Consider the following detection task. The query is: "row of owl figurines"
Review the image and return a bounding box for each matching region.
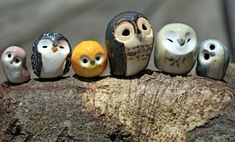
[1,11,230,84]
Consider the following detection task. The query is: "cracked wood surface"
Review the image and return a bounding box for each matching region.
[0,64,235,142]
[82,73,233,141]
[185,63,235,142]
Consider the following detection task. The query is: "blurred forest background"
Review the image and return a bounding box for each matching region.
[0,0,234,83]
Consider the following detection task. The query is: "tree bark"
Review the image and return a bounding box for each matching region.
[0,65,235,142]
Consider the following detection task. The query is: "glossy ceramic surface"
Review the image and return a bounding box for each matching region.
[1,46,30,83]
[71,40,107,78]
[196,39,230,80]
[105,11,154,77]
[154,23,197,75]
[31,32,72,78]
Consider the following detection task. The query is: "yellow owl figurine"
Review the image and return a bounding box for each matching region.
[71,40,107,78]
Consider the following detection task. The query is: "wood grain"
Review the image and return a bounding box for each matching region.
[0,64,234,141]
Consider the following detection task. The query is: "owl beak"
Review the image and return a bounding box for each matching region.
[90,60,95,65]
[210,52,215,57]
[177,39,185,46]
[137,33,143,42]
[52,47,58,53]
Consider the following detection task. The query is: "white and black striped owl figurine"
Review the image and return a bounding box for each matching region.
[105,11,154,77]
[154,23,197,75]
[196,39,230,80]
[31,32,72,79]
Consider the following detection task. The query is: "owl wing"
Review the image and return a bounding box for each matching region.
[63,53,71,74]
[222,45,230,79]
[105,40,126,76]
[196,63,208,77]
[31,45,42,77]
[22,68,30,79]
[22,58,30,78]
[2,67,10,81]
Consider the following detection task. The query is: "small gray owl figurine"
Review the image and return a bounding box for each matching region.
[196,39,230,80]
[31,32,72,79]
[105,11,154,77]
[1,46,30,83]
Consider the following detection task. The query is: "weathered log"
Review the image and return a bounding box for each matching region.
[0,64,234,142]
[186,64,235,142]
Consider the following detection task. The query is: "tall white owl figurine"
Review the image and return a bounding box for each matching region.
[1,46,30,83]
[154,23,197,75]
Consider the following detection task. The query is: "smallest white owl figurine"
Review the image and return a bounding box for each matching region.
[154,23,197,75]
[1,46,30,83]
[196,39,230,80]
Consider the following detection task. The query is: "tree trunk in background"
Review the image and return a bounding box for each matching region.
[0,64,235,142]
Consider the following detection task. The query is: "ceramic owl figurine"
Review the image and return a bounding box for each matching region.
[71,40,107,78]
[1,46,30,83]
[105,11,154,77]
[196,39,230,80]
[31,32,72,79]
[154,23,197,75]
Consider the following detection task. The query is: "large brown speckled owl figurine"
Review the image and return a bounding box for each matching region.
[105,11,154,77]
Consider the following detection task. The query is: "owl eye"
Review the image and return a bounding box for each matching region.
[83,58,88,63]
[142,24,147,30]
[185,32,195,44]
[204,53,210,60]
[57,40,70,54]
[122,29,130,36]
[14,58,21,64]
[80,56,90,67]
[209,44,215,50]
[7,53,12,58]
[95,54,103,65]
[114,21,135,42]
[137,17,153,36]
[37,39,53,53]
[167,38,173,43]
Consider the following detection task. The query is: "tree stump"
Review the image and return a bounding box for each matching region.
[0,65,235,142]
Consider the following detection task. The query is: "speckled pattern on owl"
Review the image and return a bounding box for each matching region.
[126,44,152,61]
[106,11,154,77]
[154,23,197,75]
